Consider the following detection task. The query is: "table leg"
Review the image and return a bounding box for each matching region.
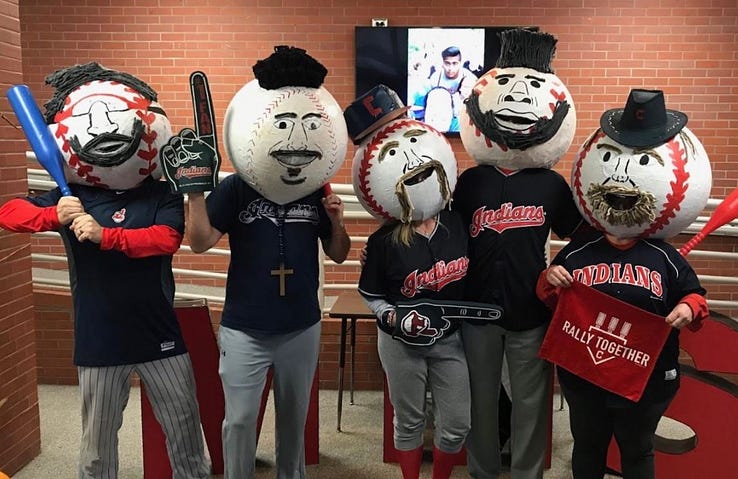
[337,317,347,432]
[350,318,357,405]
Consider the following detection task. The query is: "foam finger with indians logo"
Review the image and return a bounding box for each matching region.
[393,298,503,346]
[161,71,222,193]
[539,281,671,402]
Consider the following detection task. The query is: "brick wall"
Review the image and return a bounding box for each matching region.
[17,0,738,308]
[13,1,738,390]
[0,0,41,475]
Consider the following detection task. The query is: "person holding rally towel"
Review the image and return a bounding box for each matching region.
[537,88,710,479]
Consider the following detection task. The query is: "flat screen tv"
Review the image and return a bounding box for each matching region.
[355,26,535,135]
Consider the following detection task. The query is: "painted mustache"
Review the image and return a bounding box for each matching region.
[395,160,451,224]
[69,119,145,167]
[587,183,656,228]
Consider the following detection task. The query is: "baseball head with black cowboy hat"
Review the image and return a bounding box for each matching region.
[600,89,688,149]
[223,45,348,205]
[571,88,712,239]
[459,27,577,170]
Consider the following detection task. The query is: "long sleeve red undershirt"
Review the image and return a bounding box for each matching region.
[0,198,182,258]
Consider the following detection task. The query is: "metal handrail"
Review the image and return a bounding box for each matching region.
[24,167,738,313]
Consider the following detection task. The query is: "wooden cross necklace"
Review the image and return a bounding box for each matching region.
[270,206,294,297]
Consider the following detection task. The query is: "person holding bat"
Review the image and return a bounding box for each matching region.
[0,63,209,478]
[164,46,350,479]
[537,89,710,479]
[345,85,500,479]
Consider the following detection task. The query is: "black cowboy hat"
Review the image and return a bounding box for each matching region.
[344,84,411,144]
[600,89,687,149]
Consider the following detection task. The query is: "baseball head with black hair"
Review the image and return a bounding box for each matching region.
[223,46,348,205]
[44,62,172,190]
[460,28,577,171]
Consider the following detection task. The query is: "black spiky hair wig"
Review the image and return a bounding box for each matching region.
[252,45,327,90]
[495,28,558,74]
[43,62,157,124]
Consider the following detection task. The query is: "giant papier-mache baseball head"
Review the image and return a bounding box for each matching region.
[44,62,172,190]
[460,28,576,170]
[345,84,457,224]
[572,89,712,239]
[223,46,348,205]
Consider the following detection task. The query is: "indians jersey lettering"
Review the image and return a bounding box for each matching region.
[573,263,663,297]
[469,203,546,237]
[238,198,319,226]
[401,257,469,297]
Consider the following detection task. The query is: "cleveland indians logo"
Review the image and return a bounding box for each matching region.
[112,208,126,223]
[395,309,451,346]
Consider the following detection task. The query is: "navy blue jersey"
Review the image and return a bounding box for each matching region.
[206,174,332,334]
[359,209,470,336]
[552,234,706,405]
[453,166,582,331]
[28,177,187,367]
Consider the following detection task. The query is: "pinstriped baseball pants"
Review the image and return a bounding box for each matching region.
[77,353,210,479]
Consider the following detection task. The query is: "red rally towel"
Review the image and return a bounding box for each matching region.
[539,281,671,402]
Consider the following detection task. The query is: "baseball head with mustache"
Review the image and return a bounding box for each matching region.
[224,46,348,205]
[459,28,576,170]
[44,62,171,190]
[352,117,457,224]
[572,89,712,239]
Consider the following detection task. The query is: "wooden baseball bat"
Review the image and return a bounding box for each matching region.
[680,187,738,256]
[7,85,72,196]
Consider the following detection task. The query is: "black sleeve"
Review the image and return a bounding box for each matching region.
[206,174,240,234]
[154,188,185,235]
[451,170,473,225]
[358,232,388,300]
[668,247,707,307]
[25,188,62,208]
[551,173,584,240]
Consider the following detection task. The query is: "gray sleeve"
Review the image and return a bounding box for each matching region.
[363,296,395,321]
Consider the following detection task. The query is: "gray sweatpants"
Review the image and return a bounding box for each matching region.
[78,353,209,479]
[462,323,551,479]
[218,322,320,479]
[378,329,470,453]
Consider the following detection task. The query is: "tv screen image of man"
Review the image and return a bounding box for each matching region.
[411,46,478,133]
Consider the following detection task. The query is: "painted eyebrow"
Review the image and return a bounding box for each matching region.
[378,140,400,162]
[496,74,515,79]
[597,143,623,154]
[403,129,427,138]
[147,105,166,117]
[274,112,297,119]
[525,75,546,82]
[633,148,665,166]
[302,112,322,120]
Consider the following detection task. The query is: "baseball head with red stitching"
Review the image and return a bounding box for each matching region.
[572,90,711,239]
[224,46,347,205]
[352,118,457,223]
[459,28,576,170]
[44,62,171,190]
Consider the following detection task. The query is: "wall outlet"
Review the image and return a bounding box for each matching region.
[371,18,388,27]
